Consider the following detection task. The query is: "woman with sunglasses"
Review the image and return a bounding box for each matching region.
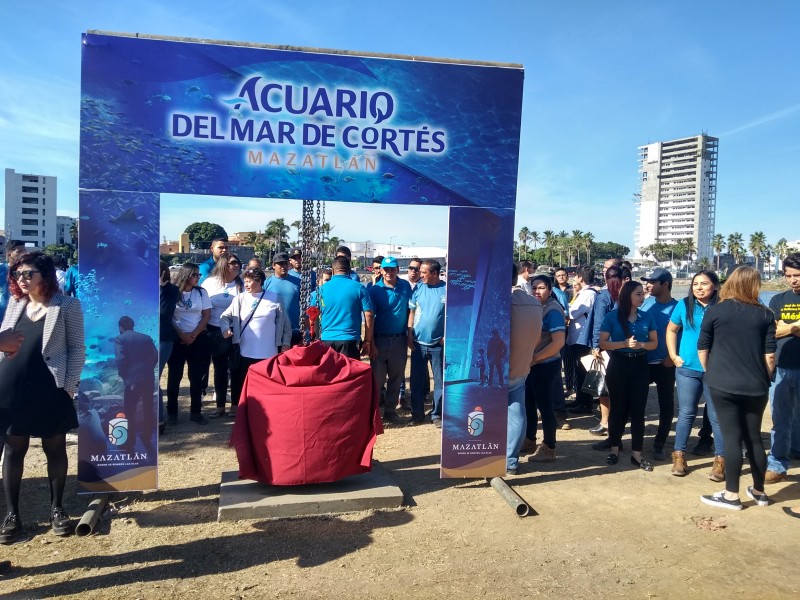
[202,255,243,418]
[0,252,85,543]
[220,267,291,412]
[166,263,212,425]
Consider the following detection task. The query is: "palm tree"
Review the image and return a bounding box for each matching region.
[542,230,555,266]
[698,256,712,270]
[530,230,541,252]
[572,230,583,264]
[727,232,744,264]
[265,218,290,263]
[518,227,530,262]
[557,230,569,266]
[583,232,594,266]
[711,233,726,271]
[749,231,767,274]
[291,220,301,245]
[775,238,789,271]
[682,238,696,272]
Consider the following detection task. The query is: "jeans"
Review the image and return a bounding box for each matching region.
[648,363,675,449]
[767,367,800,474]
[524,359,560,448]
[158,340,174,423]
[507,376,527,470]
[673,367,723,454]
[410,342,443,420]
[711,387,768,494]
[371,334,408,417]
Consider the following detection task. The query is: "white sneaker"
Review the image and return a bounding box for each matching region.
[746,486,770,507]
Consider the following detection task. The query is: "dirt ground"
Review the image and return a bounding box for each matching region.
[2,370,800,600]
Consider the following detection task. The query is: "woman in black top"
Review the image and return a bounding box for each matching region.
[698,266,776,510]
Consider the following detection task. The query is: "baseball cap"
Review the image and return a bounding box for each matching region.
[272,252,290,264]
[641,267,673,284]
[289,247,301,257]
[381,256,399,268]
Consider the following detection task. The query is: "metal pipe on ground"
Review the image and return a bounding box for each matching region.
[76,495,110,536]
[487,477,532,517]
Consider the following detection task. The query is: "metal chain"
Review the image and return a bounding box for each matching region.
[299,199,314,341]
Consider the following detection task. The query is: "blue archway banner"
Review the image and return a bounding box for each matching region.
[78,32,524,490]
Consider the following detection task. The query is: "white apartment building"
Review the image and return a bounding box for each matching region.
[57,215,77,246]
[635,135,718,260]
[4,168,58,248]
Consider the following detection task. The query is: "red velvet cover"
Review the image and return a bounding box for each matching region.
[229,341,383,485]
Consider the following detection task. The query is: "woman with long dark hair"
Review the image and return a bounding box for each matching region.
[589,265,624,438]
[166,263,212,425]
[525,275,566,462]
[599,280,658,471]
[0,252,85,543]
[202,254,243,417]
[159,261,180,434]
[666,270,725,479]
[699,266,776,510]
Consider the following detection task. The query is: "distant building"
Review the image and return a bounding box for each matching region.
[56,215,76,245]
[4,168,58,249]
[635,135,718,261]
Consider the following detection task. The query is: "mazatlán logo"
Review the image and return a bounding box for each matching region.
[467,406,484,437]
[108,413,129,446]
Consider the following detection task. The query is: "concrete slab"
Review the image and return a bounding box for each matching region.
[218,460,404,521]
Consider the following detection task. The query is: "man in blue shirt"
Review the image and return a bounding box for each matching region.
[313,256,373,359]
[288,247,315,292]
[198,238,229,284]
[264,252,302,346]
[335,246,362,282]
[408,259,446,426]
[369,257,412,425]
[641,268,678,460]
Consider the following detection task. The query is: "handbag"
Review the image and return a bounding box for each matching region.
[207,327,232,357]
[581,357,608,398]
[230,290,265,371]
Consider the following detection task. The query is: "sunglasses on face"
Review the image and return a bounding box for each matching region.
[408,266,419,271]
[12,270,40,281]
[229,261,241,267]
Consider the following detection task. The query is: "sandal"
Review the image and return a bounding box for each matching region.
[631,456,653,472]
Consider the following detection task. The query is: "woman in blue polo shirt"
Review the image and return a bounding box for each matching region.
[599,281,658,471]
[666,270,723,479]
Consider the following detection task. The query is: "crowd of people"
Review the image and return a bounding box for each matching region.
[508,253,800,514]
[0,236,798,545]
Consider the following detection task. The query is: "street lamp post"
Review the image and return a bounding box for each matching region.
[389,235,397,254]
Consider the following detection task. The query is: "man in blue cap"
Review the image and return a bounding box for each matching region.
[369,256,413,425]
[264,252,302,346]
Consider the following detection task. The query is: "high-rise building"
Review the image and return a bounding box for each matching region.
[635,135,718,261]
[4,168,58,249]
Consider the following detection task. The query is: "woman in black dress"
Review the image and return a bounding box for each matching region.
[0,252,85,544]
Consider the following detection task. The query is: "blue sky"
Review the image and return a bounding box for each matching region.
[2,1,798,253]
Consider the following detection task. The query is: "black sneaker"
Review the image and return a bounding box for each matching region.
[746,486,770,507]
[592,439,623,451]
[700,491,743,511]
[0,513,21,545]
[692,437,714,456]
[653,445,666,461]
[50,507,71,537]
[190,413,209,425]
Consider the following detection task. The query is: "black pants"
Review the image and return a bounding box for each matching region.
[524,360,560,448]
[648,363,675,449]
[323,339,361,360]
[123,380,156,453]
[167,332,210,416]
[710,387,768,494]
[606,353,649,451]
[570,344,593,407]
[231,356,262,409]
